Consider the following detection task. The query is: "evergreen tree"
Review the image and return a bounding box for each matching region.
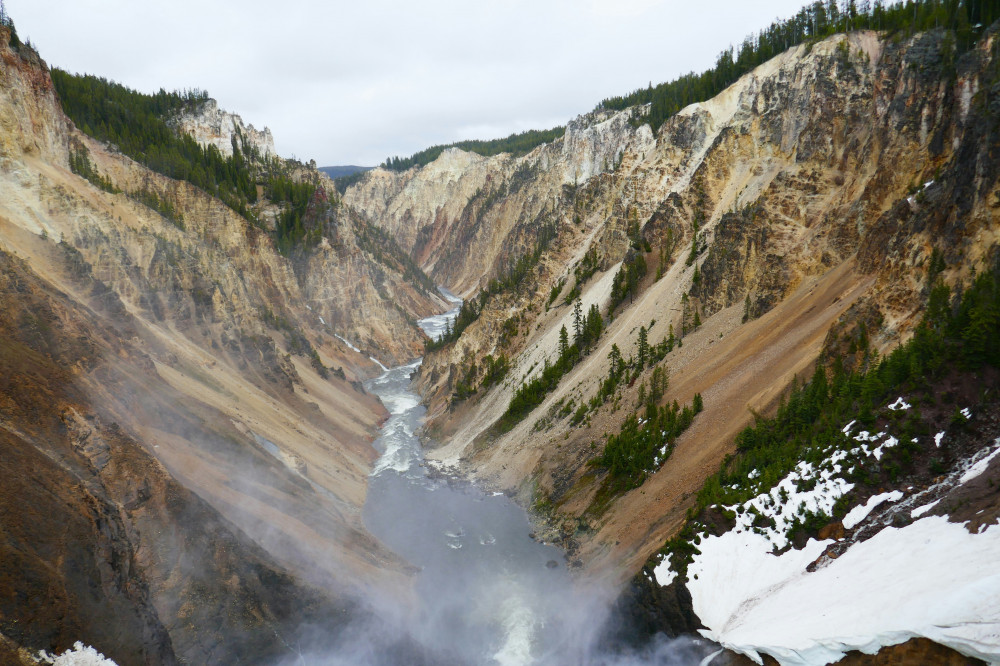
[609,344,623,379]
[573,299,583,343]
[637,326,649,369]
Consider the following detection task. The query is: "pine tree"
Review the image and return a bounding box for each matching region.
[608,344,623,379]
[637,326,649,369]
[573,299,583,343]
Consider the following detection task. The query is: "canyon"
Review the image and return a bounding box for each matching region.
[0,11,999,666]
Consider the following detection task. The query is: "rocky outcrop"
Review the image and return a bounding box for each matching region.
[170,98,276,158]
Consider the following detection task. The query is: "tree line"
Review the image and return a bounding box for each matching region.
[497,300,605,431]
[50,70,331,255]
[601,0,1000,134]
[382,127,565,172]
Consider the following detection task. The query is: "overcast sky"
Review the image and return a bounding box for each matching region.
[8,0,811,166]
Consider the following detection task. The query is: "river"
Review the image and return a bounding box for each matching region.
[357,289,710,665]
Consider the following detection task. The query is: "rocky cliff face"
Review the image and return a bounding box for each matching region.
[344,28,1000,585]
[0,26,444,663]
[0,249,357,664]
[171,98,276,158]
[343,106,654,295]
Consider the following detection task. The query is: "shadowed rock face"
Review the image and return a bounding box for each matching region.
[0,249,359,664]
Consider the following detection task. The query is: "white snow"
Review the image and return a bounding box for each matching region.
[911,499,941,519]
[887,397,911,411]
[961,407,972,419]
[960,445,1000,485]
[724,460,854,550]
[36,643,118,665]
[369,355,389,371]
[692,516,1000,665]
[841,491,904,530]
[683,421,1000,666]
[653,554,677,586]
[319,316,326,325]
[935,431,945,448]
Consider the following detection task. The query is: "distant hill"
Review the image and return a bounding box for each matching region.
[319,165,374,179]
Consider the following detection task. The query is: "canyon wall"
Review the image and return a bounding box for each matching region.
[344,28,1000,580]
[0,27,443,662]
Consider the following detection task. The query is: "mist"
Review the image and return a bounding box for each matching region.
[271,309,718,666]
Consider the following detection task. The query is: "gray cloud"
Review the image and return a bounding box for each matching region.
[10,0,809,165]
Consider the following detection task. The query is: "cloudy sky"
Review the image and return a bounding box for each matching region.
[9,0,811,166]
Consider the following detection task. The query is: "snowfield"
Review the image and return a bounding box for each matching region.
[691,516,1000,665]
[659,401,1000,665]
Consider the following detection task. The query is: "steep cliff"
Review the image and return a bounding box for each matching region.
[0,25,444,662]
[170,97,276,158]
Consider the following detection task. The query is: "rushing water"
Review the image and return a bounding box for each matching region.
[356,292,711,666]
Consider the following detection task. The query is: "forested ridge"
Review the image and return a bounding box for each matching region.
[383,0,1000,176]
[49,70,323,252]
[382,127,565,172]
[601,0,1000,133]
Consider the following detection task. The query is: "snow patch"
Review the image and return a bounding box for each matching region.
[653,554,677,587]
[842,491,904,530]
[724,459,853,551]
[887,396,911,411]
[334,333,361,353]
[911,499,941,519]
[935,431,945,448]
